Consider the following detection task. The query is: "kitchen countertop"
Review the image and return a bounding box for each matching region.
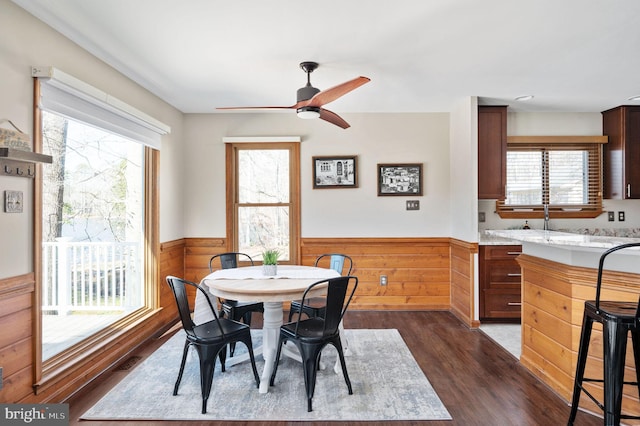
[484,229,640,249]
[483,229,640,273]
[478,231,520,245]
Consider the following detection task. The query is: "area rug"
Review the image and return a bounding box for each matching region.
[82,329,451,421]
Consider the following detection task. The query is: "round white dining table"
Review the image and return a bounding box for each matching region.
[199,264,340,393]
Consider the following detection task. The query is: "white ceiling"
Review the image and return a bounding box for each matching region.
[12,0,640,114]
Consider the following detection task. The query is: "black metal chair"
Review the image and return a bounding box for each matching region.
[288,253,353,321]
[270,275,358,412]
[567,242,640,425]
[209,252,264,355]
[166,276,260,414]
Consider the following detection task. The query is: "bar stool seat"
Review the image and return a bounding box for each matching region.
[568,242,640,426]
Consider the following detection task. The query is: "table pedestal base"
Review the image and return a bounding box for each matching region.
[259,301,283,393]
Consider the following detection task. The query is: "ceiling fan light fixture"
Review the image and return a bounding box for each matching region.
[515,95,534,101]
[297,106,321,119]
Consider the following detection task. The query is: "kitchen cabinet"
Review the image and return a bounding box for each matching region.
[602,105,640,199]
[479,244,522,321]
[478,106,507,199]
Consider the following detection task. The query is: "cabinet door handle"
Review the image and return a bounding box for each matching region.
[506,252,521,255]
[507,302,522,306]
[507,273,522,277]
[628,184,631,198]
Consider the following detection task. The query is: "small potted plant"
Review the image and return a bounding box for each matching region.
[262,249,280,276]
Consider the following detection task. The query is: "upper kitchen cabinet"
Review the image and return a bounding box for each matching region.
[602,106,640,199]
[478,106,507,199]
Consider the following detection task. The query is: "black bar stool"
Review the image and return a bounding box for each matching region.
[568,242,640,426]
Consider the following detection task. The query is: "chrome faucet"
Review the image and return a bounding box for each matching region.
[543,204,550,231]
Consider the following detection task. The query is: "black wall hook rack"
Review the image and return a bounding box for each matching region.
[0,148,52,178]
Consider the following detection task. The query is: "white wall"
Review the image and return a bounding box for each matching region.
[183,112,451,238]
[449,97,478,241]
[0,1,185,278]
[478,112,640,231]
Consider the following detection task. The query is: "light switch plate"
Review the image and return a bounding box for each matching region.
[608,211,615,221]
[4,190,23,213]
[406,200,420,210]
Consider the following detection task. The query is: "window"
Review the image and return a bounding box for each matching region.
[496,136,605,219]
[33,68,167,387]
[226,142,300,263]
[40,111,145,361]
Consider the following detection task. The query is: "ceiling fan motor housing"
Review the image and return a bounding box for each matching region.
[297,85,320,103]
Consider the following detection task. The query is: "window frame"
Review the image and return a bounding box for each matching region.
[32,78,160,393]
[496,135,607,219]
[225,141,301,264]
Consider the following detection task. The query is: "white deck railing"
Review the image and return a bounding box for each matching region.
[42,241,142,315]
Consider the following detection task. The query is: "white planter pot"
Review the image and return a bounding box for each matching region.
[262,264,277,276]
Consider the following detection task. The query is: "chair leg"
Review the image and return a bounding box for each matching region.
[228,308,237,357]
[239,335,261,388]
[219,345,227,372]
[298,343,324,412]
[632,330,640,400]
[602,320,628,426]
[194,343,224,414]
[173,339,190,395]
[568,313,594,425]
[269,335,286,386]
[334,338,353,395]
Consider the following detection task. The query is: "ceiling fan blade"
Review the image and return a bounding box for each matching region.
[216,106,295,111]
[305,76,370,107]
[319,108,350,129]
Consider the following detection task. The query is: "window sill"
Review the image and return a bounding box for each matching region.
[496,209,603,220]
[34,307,163,396]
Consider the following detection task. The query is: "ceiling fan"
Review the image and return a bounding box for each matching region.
[217,61,370,129]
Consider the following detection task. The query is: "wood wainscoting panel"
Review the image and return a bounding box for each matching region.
[517,253,640,415]
[518,254,580,402]
[0,273,35,403]
[159,238,187,324]
[184,238,227,282]
[450,239,479,328]
[301,238,452,311]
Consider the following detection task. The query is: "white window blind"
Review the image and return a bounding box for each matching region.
[32,66,170,149]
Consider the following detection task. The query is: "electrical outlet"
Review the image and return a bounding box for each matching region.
[619,211,625,221]
[406,200,420,211]
[479,212,486,222]
[608,211,615,221]
[380,275,388,286]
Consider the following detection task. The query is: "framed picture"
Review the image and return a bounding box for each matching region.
[377,163,423,196]
[313,156,358,188]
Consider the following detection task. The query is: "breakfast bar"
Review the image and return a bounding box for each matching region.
[485,230,640,416]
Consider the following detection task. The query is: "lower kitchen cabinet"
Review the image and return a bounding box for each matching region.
[479,244,522,321]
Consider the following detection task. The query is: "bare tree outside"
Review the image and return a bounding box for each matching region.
[237,149,291,261]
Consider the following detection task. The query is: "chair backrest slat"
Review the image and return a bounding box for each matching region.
[166,276,225,338]
[315,253,353,275]
[296,276,358,337]
[594,242,640,313]
[209,252,254,272]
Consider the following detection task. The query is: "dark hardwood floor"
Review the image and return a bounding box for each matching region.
[67,311,601,426]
